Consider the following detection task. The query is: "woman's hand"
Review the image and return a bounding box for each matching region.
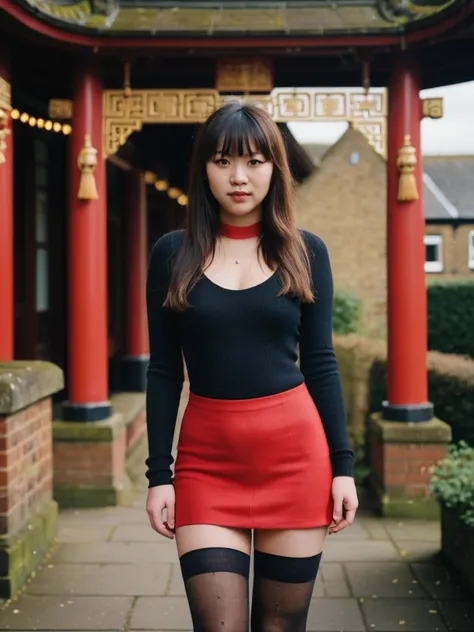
[146,484,176,539]
[329,476,359,534]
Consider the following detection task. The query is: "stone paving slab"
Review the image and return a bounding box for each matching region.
[323,539,401,562]
[0,596,132,630]
[391,541,443,563]
[313,563,352,598]
[131,596,193,630]
[27,563,172,596]
[361,598,447,632]
[307,598,366,631]
[59,507,147,525]
[410,563,467,599]
[383,520,441,543]
[52,541,178,564]
[57,525,116,543]
[111,524,163,542]
[344,562,428,599]
[438,600,474,632]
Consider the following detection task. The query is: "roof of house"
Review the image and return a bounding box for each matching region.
[423,157,474,220]
[300,134,474,221]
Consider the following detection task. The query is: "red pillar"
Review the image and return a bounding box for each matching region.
[63,63,111,421]
[0,49,14,361]
[383,53,433,422]
[117,170,149,392]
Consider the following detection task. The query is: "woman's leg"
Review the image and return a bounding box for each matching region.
[176,525,252,632]
[251,527,327,632]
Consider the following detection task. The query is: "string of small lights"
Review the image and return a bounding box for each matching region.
[10,110,187,205]
[144,171,188,207]
[10,109,72,135]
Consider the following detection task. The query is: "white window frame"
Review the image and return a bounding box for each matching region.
[469,230,474,270]
[424,235,443,273]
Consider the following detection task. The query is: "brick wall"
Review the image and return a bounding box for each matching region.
[297,129,474,337]
[296,127,387,338]
[0,361,62,598]
[0,398,53,535]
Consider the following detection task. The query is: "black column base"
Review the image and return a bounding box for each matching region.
[116,355,149,393]
[381,401,434,423]
[62,401,112,422]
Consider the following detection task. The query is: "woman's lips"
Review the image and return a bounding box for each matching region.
[229,192,250,202]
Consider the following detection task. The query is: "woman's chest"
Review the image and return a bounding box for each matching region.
[179,275,302,340]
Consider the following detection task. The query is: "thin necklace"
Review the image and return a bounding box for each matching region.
[219,221,262,264]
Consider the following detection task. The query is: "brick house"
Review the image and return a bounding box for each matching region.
[296,128,474,337]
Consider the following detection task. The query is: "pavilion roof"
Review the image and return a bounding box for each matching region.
[9,0,463,37]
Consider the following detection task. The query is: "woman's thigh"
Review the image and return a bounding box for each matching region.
[254,526,327,557]
[176,524,251,557]
[175,526,252,632]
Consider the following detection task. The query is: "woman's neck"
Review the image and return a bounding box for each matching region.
[219,208,262,227]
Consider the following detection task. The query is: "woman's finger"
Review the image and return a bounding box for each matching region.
[148,511,175,539]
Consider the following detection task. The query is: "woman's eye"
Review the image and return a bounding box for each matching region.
[214,158,229,165]
[249,159,263,166]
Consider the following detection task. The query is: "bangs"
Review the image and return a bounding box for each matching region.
[203,106,272,160]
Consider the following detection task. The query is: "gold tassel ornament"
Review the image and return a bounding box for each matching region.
[396,134,419,202]
[77,134,99,200]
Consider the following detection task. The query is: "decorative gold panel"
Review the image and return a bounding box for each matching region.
[0,78,11,111]
[216,58,273,93]
[422,98,444,119]
[104,88,387,157]
[49,99,73,120]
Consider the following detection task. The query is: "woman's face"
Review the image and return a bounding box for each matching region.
[206,144,274,219]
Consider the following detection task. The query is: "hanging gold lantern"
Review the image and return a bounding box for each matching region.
[77,134,99,200]
[396,134,419,202]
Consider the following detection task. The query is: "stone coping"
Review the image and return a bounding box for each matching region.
[369,412,452,443]
[53,392,146,442]
[0,361,64,415]
[110,392,145,426]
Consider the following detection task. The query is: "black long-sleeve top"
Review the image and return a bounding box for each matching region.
[145,228,354,487]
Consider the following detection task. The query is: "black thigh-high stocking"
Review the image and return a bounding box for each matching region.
[179,547,250,632]
[251,550,322,632]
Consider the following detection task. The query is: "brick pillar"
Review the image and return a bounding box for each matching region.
[369,415,451,518]
[0,362,63,598]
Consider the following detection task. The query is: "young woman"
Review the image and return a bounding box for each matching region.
[145,101,358,631]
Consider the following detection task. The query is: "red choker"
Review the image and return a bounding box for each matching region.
[219,221,262,239]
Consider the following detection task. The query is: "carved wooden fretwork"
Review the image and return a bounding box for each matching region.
[103,88,388,157]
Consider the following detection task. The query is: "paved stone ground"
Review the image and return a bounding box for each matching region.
[1,489,474,632]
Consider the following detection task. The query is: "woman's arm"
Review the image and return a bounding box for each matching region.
[145,231,185,487]
[299,231,354,478]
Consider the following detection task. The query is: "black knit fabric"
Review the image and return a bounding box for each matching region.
[145,228,354,487]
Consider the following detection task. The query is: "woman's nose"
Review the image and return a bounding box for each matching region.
[230,165,248,185]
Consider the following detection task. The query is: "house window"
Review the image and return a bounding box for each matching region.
[469,231,474,270]
[424,235,443,273]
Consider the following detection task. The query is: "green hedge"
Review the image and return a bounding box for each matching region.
[333,335,474,453]
[428,281,474,360]
[333,290,363,335]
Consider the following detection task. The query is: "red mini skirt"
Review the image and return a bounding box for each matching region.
[174,382,333,530]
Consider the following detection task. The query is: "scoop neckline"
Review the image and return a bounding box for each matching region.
[202,270,277,293]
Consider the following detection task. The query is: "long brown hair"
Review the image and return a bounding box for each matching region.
[165,101,314,310]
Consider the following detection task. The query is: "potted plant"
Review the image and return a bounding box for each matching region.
[430,441,474,594]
